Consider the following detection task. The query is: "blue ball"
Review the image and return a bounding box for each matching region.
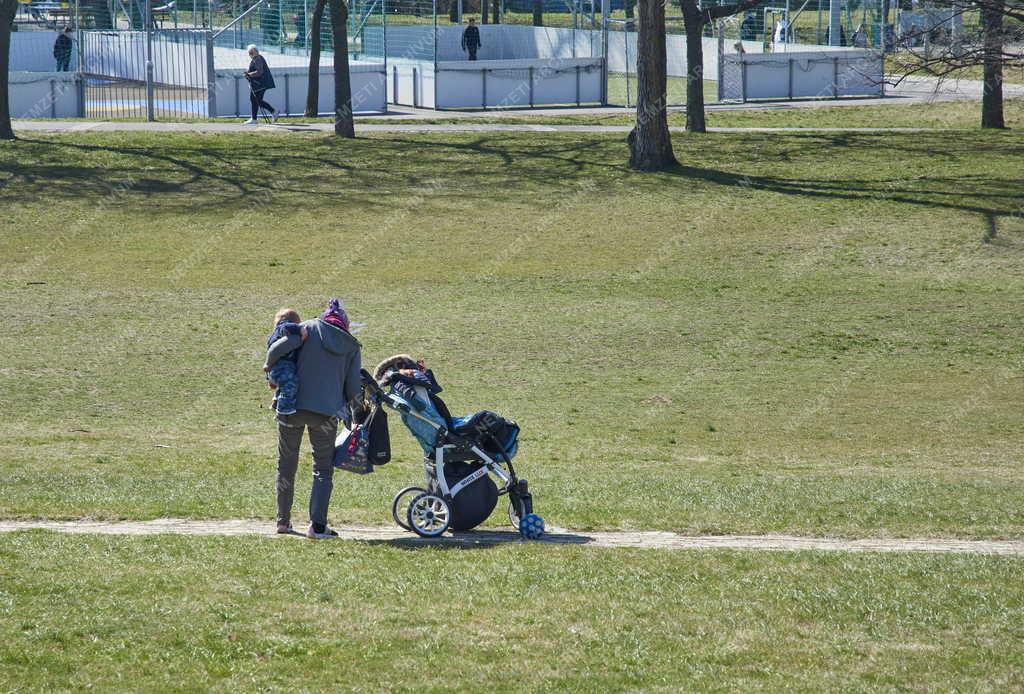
[520,513,545,539]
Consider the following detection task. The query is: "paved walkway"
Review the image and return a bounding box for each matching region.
[2,518,1022,555]
[14,75,1020,135]
[12,120,963,135]
[375,76,1023,120]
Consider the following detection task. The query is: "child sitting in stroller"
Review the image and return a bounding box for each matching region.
[368,355,539,538]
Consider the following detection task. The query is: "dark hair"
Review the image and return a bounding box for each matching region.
[63,25,73,32]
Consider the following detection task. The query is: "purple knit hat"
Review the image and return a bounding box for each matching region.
[320,298,350,332]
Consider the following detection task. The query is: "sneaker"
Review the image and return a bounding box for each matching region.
[306,524,339,540]
[276,522,292,534]
[243,118,258,125]
[271,109,279,124]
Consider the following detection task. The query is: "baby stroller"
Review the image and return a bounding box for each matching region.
[361,355,537,538]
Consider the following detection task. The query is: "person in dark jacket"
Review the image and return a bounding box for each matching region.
[265,299,362,539]
[739,11,758,42]
[244,45,278,124]
[461,18,482,61]
[53,26,73,72]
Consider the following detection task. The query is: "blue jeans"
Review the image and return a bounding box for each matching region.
[269,360,299,415]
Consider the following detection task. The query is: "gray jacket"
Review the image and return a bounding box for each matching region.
[266,319,362,418]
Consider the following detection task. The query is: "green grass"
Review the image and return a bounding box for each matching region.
[1,128,1023,538]
[605,76,717,108]
[359,98,1024,129]
[1,533,1022,691]
[704,98,1024,128]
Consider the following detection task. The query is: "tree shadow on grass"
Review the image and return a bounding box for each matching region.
[1,132,1020,235]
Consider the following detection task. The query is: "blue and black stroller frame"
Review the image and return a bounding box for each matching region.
[361,356,535,538]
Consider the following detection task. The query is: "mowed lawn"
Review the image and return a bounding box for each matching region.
[0,128,1023,537]
[1,533,1023,692]
[357,100,1024,129]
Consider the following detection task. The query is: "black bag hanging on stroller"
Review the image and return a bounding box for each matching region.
[366,406,390,466]
[435,461,498,531]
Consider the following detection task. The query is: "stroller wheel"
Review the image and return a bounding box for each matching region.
[407,493,451,538]
[392,486,429,531]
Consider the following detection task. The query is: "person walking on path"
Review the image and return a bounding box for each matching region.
[53,27,73,72]
[264,299,363,539]
[244,45,279,124]
[461,18,482,61]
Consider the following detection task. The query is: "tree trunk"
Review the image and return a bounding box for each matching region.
[628,0,676,171]
[482,0,488,24]
[533,0,543,27]
[980,1,1005,129]
[329,0,355,137]
[681,1,707,132]
[305,0,327,118]
[491,0,500,24]
[0,0,16,140]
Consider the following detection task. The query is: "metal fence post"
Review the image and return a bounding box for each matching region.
[787,56,793,99]
[432,0,438,110]
[624,25,630,108]
[284,72,290,115]
[76,72,86,117]
[76,5,86,118]
[206,31,217,118]
[145,3,155,120]
[716,20,724,102]
[740,58,747,102]
[600,0,609,105]
[880,53,885,97]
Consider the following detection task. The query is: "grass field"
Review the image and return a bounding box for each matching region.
[1,127,1022,537]
[1,533,1022,691]
[1,123,1023,689]
[359,99,1024,129]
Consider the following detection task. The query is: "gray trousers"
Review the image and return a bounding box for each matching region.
[276,409,338,526]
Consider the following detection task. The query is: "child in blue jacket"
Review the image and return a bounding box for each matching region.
[263,308,307,415]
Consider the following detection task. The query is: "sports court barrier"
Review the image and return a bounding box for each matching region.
[720,50,883,101]
[9,72,83,118]
[10,31,80,72]
[428,57,603,109]
[211,63,388,116]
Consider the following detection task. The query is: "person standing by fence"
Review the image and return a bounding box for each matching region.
[244,45,279,124]
[53,26,73,72]
[461,18,482,61]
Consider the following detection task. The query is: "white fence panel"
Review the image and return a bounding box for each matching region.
[432,57,602,109]
[211,64,387,117]
[720,50,883,100]
[9,72,81,118]
[11,31,79,72]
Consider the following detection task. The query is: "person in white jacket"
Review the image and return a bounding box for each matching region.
[773,18,789,47]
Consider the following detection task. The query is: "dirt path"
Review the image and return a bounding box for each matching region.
[11,120,973,135]
[1,519,1021,555]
